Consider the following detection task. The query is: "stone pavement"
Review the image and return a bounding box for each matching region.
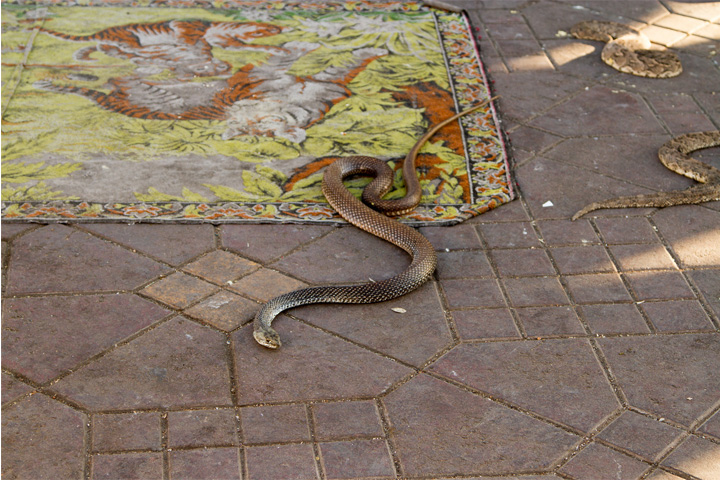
[2,0,720,479]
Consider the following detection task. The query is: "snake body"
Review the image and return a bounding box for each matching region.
[571,20,682,78]
[253,99,493,349]
[572,131,720,220]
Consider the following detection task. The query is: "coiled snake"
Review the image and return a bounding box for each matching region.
[253,98,495,349]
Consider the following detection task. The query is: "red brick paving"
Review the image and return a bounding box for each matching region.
[3,1,720,479]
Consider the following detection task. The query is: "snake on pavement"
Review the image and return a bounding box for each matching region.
[571,20,682,78]
[572,131,720,220]
[253,97,496,349]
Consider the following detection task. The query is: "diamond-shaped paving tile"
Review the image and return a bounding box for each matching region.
[292,282,452,366]
[221,224,332,263]
[270,226,409,284]
[233,318,412,404]
[141,272,219,309]
[653,206,720,268]
[598,411,682,462]
[2,394,86,479]
[383,373,578,476]
[185,290,258,331]
[599,334,720,426]
[559,442,650,479]
[5,225,169,295]
[2,294,170,383]
[229,268,307,302]
[82,223,215,265]
[183,250,259,285]
[661,435,720,480]
[52,317,232,410]
[430,339,620,431]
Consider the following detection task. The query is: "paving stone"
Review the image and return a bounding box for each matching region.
[644,469,687,480]
[245,444,318,480]
[293,282,452,366]
[52,317,232,410]
[559,442,650,480]
[5,225,169,295]
[228,268,307,302]
[522,2,607,39]
[271,226,410,284]
[598,334,720,426]
[2,294,170,383]
[418,224,483,250]
[441,277,507,308]
[517,157,656,220]
[536,219,600,246]
[646,92,717,134]
[233,319,412,405]
[141,272,219,309]
[82,223,215,265]
[594,217,660,244]
[431,339,620,431]
[502,276,570,307]
[2,394,86,479]
[485,21,535,41]
[543,134,692,194]
[565,273,633,304]
[383,373,578,476]
[183,250,259,285]
[320,439,395,479]
[550,245,616,274]
[661,435,720,480]
[580,304,651,335]
[1,372,33,405]
[488,70,587,122]
[664,1,720,21]
[609,244,677,271]
[698,410,720,439]
[491,248,555,277]
[515,306,585,336]
[312,401,383,440]
[640,24,688,46]
[625,270,694,300]
[477,221,542,248]
[169,448,241,480]
[498,40,555,72]
[642,300,714,332]
[0,223,34,240]
[184,290,258,331]
[436,249,493,278]
[507,126,562,160]
[695,22,720,40]
[468,199,529,223]
[167,408,238,448]
[530,86,666,137]
[93,412,162,452]
[221,224,332,263]
[653,206,720,268]
[91,452,163,480]
[451,308,520,340]
[542,38,614,79]
[241,404,310,444]
[687,269,720,319]
[598,410,682,461]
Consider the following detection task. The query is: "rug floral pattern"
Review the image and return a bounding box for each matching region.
[1,0,512,224]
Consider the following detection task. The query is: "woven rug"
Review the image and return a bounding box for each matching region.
[1,0,513,224]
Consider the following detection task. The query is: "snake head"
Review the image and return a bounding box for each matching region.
[253,327,282,349]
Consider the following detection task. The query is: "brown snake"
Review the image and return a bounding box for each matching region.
[253,97,496,349]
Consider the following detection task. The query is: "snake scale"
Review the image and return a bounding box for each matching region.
[253,98,495,349]
[573,131,720,220]
[571,20,682,78]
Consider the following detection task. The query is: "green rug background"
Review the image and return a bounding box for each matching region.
[1,0,513,224]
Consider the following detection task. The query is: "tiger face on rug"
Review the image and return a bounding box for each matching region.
[32,20,388,143]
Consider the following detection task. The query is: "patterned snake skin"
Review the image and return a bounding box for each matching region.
[253,98,495,349]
